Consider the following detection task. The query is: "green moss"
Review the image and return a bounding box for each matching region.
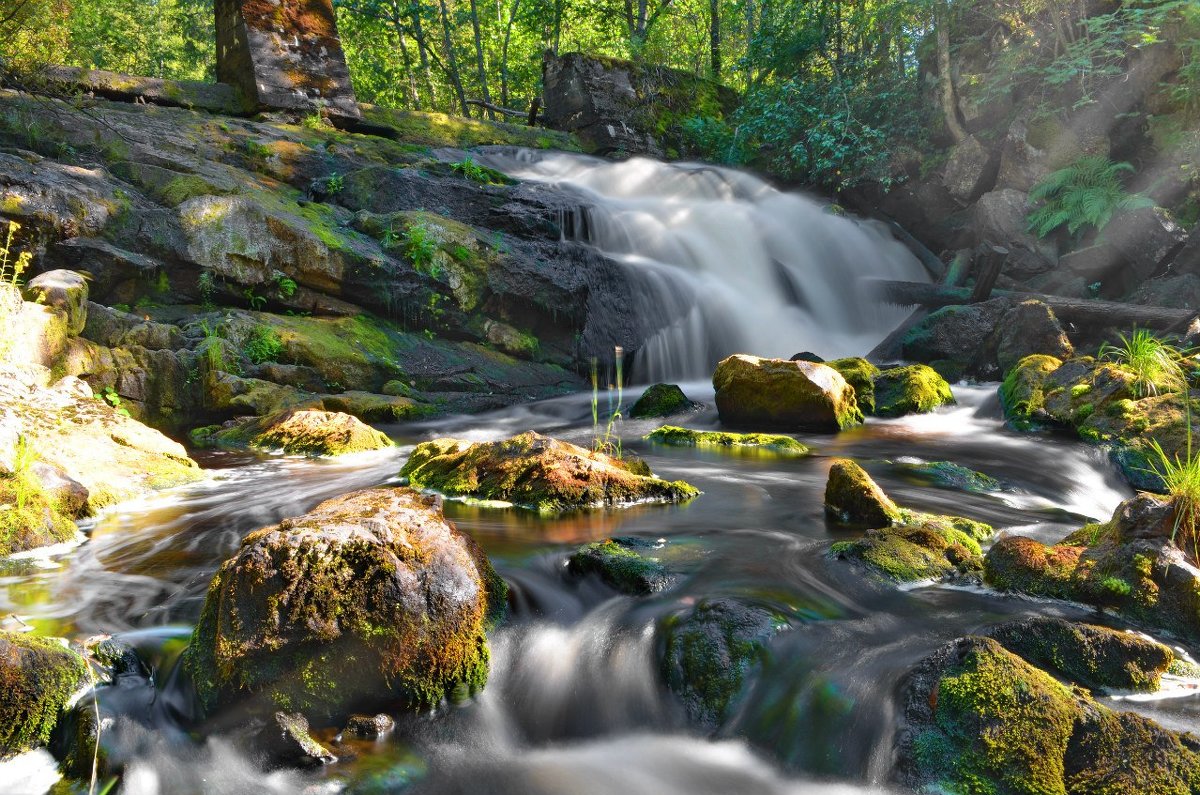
[999,354,1062,430]
[567,538,670,595]
[206,409,394,457]
[824,459,901,527]
[628,384,697,419]
[0,475,78,558]
[830,522,983,583]
[873,364,955,417]
[400,432,699,512]
[645,426,809,456]
[899,461,1002,493]
[828,357,880,414]
[0,633,89,757]
[357,105,584,151]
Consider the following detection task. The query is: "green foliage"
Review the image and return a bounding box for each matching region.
[242,324,284,365]
[243,287,267,311]
[271,270,298,299]
[1027,157,1154,238]
[449,157,510,185]
[1099,328,1187,398]
[403,222,441,277]
[591,348,626,459]
[96,386,131,418]
[197,271,217,310]
[0,221,32,287]
[11,434,38,512]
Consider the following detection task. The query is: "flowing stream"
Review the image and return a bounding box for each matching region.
[3,155,1200,794]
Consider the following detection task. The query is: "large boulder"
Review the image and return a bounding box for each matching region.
[993,299,1073,373]
[183,488,506,720]
[399,431,698,512]
[712,355,863,432]
[872,365,955,417]
[0,633,89,759]
[941,135,997,204]
[901,298,1012,378]
[194,409,393,457]
[897,636,1200,795]
[826,357,879,415]
[567,537,671,595]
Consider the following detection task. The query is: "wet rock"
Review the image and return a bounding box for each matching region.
[399,431,698,512]
[628,384,699,419]
[259,711,338,767]
[342,713,395,739]
[789,351,825,362]
[197,409,393,456]
[988,617,1173,693]
[999,354,1062,429]
[712,355,862,432]
[23,270,88,336]
[0,632,89,758]
[658,598,780,730]
[824,459,901,527]
[897,636,1200,795]
[993,300,1073,374]
[830,522,983,583]
[872,365,954,418]
[897,460,1002,493]
[645,426,809,456]
[900,297,1012,376]
[984,494,1200,643]
[567,537,670,595]
[826,357,879,415]
[183,488,506,720]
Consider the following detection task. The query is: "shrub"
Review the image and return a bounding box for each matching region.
[243,325,284,364]
[1027,157,1153,238]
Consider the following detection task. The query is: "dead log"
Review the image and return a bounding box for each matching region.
[465,98,529,119]
[867,279,1198,331]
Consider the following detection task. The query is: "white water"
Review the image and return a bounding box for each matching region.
[479,151,929,382]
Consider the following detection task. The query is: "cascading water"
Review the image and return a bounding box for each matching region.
[477,150,929,382]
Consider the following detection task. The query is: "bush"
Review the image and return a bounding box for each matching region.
[1027,157,1154,238]
[243,324,284,364]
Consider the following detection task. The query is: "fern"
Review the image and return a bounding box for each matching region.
[1027,156,1154,238]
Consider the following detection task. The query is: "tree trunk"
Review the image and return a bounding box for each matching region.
[409,2,440,109]
[467,0,493,119]
[500,0,522,107]
[392,13,421,109]
[437,0,470,116]
[935,4,967,144]
[709,0,720,77]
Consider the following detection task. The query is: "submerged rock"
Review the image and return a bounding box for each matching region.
[567,537,670,595]
[985,494,1200,643]
[659,598,781,730]
[988,617,1173,693]
[824,459,901,527]
[193,409,393,456]
[399,431,698,512]
[871,365,955,418]
[342,713,395,739]
[897,460,1003,493]
[183,488,506,720]
[0,632,89,759]
[645,426,809,456]
[713,355,863,432]
[628,384,699,419]
[897,636,1200,795]
[259,711,338,767]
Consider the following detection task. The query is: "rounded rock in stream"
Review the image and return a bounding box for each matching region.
[712,355,863,432]
[183,488,507,721]
[0,632,90,758]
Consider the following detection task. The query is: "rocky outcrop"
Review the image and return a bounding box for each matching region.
[0,632,90,759]
[712,355,863,432]
[645,426,809,456]
[399,431,698,512]
[183,488,505,720]
[541,52,737,157]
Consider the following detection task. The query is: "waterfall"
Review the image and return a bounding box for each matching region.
[479,150,930,383]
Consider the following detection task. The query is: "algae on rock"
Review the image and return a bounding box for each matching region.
[0,632,90,759]
[646,426,809,456]
[195,408,393,456]
[713,355,862,432]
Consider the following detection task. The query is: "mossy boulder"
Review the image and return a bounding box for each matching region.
[567,537,670,595]
[23,270,88,336]
[988,617,1173,693]
[399,431,698,512]
[872,365,955,418]
[0,632,89,758]
[628,384,699,419]
[182,488,505,720]
[658,598,781,730]
[196,409,394,456]
[897,460,1002,493]
[712,355,863,432]
[999,354,1062,429]
[0,467,79,557]
[827,357,880,414]
[985,494,1200,643]
[824,459,901,527]
[900,298,1013,376]
[830,522,983,583]
[898,636,1200,795]
[645,426,809,456]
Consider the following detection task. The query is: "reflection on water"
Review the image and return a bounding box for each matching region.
[3,383,1195,794]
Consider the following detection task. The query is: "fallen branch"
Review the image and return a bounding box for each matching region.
[464,98,529,119]
[867,279,1198,331]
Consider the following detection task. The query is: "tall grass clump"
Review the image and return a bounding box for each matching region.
[1099,328,1188,397]
[590,346,625,459]
[0,220,32,363]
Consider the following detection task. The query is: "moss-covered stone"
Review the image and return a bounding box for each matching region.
[182,488,504,720]
[658,598,781,730]
[0,632,89,758]
[989,617,1173,693]
[0,473,79,558]
[898,460,1003,493]
[399,431,698,512]
[824,459,901,527]
[199,408,393,456]
[872,364,955,418]
[628,384,698,419]
[645,426,809,456]
[999,354,1062,429]
[900,636,1200,795]
[827,357,880,414]
[713,354,863,432]
[567,537,670,595]
[831,522,983,583]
